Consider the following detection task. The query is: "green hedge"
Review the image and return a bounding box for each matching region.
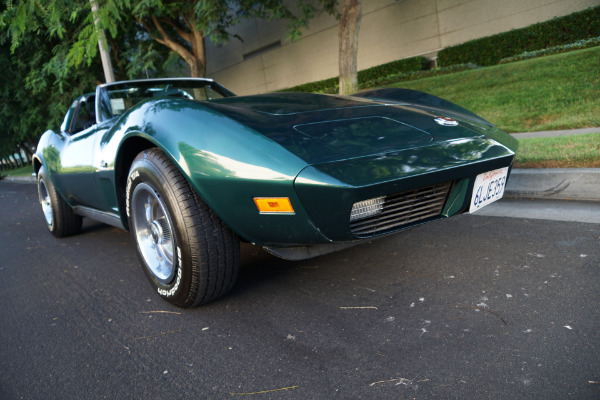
[438,6,600,67]
[281,56,428,93]
[279,76,339,94]
[357,56,428,83]
[499,36,600,64]
[358,63,481,89]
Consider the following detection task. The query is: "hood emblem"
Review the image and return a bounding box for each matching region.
[434,116,459,126]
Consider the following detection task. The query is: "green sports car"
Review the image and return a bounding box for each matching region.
[34,78,518,307]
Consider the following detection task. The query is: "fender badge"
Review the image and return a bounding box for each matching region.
[434,116,459,126]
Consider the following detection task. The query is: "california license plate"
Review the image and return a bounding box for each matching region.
[469,167,509,213]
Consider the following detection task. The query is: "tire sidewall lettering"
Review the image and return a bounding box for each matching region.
[125,170,140,218]
[157,259,182,297]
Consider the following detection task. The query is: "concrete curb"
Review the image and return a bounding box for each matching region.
[506,168,600,202]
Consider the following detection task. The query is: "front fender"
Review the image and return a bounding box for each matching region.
[33,130,53,172]
[113,99,327,244]
[33,129,65,181]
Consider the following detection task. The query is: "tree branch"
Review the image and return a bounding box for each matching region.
[149,15,196,71]
[158,17,192,43]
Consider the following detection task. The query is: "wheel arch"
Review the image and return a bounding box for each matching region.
[33,155,42,175]
[32,129,56,176]
[114,135,161,230]
[114,133,216,231]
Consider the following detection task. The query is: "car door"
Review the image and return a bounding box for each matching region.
[51,94,108,210]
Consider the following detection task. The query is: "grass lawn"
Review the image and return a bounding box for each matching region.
[0,164,34,178]
[385,46,600,133]
[514,133,600,168]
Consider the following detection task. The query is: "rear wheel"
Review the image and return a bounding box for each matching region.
[127,148,240,307]
[37,166,82,237]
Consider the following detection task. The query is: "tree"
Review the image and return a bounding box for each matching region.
[0,0,179,166]
[0,1,341,166]
[338,0,361,95]
[0,2,106,167]
[2,0,339,79]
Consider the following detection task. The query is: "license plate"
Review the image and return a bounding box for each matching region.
[469,167,509,213]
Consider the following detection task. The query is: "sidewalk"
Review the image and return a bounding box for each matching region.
[510,126,600,139]
[3,128,599,201]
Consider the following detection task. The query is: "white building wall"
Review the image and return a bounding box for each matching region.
[205,0,599,95]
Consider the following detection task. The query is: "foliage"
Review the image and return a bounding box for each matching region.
[281,56,428,93]
[1,0,339,78]
[0,26,102,165]
[1,0,121,66]
[499,36,600,64]
[0,1,145,167]
[357,56,427,83]
[280,76,340,94]
[358,63,478,90]
[437,6,600,67]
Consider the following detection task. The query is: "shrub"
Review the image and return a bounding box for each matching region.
[438,6,600,67]
[279,77,339,94]
[499,36,600,63]
[281,56,428,93]
[358,63,481,89]
[357,56,428,83]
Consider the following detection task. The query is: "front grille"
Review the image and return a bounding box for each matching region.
[349,182,452,237]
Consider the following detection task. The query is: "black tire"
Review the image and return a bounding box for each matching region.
[37,166,83,237]
[126,148,240,307]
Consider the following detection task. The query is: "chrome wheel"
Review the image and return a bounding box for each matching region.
[131,183,175,283]
[38,177,53,227]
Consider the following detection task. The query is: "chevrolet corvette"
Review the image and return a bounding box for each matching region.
[33,78,518,307]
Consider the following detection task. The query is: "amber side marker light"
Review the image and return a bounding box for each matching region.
[254,197,295,214]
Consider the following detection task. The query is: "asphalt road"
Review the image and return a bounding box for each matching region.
[1,181,599,399]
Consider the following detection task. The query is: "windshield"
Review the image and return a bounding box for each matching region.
[97,79,235,121]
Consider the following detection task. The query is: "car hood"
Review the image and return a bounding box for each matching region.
[205,92,512,165]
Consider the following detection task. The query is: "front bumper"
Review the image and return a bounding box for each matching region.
[294,137,515,241]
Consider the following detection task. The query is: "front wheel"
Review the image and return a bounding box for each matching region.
[126,148,240,307]
[37,166,82,237]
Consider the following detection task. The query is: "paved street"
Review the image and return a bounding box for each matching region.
[1,181,599,399]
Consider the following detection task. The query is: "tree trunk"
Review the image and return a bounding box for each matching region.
[14,150,25,167]
[187,54,204,78]
[24,139,37,157]
[8,155,19,168]
[19,142,33,162]
[189,28,206,77]
[338,0,362,95]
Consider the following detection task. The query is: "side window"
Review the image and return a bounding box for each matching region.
[70,95,96,134]
[60,100,79,133]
